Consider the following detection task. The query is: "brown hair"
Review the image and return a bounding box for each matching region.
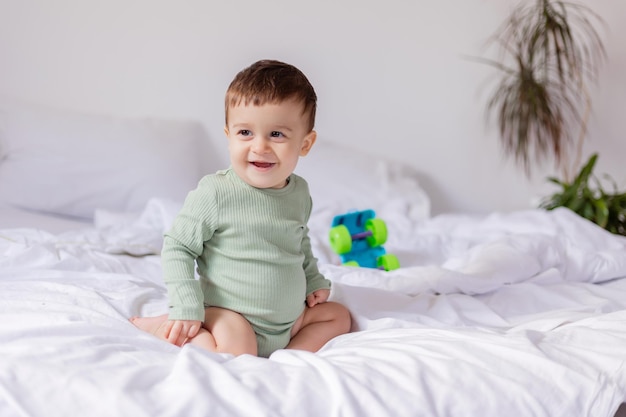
[225,60,317,132]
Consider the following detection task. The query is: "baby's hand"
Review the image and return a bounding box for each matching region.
[163,319,202,346]
[306,288,330,307]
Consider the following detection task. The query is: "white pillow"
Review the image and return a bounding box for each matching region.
[295,139,431,223]
[0,99,210,220]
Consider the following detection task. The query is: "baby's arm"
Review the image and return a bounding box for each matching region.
[301,224,332,300]
[162,183,218,326]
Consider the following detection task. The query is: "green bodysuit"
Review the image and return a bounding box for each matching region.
[162,168,331,357]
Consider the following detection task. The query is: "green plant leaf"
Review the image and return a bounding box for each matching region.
[593,198,609,228]
[546,176,565,186]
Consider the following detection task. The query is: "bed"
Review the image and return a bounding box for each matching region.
[1,100,625,417]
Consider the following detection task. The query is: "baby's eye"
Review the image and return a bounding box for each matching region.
[238,129,252,137]
[270,131,284,138]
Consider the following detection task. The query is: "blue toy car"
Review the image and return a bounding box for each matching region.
[328,209,400,271]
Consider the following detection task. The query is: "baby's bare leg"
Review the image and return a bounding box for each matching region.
[130,308,257,356]
[130,314,169,336]
[204,307,258,356]
[287,302,351,353]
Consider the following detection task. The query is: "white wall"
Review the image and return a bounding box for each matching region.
[1,0,624,215]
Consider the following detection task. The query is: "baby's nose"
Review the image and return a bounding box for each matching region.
[252,137,271,153]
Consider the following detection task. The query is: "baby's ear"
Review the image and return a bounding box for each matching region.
[299,130,317,156]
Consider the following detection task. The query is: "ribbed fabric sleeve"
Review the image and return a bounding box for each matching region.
[162,168,331,325]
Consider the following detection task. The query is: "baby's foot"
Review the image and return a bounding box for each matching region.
[130,315,168,336]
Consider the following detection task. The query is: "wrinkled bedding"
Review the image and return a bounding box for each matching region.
[1,200,625,417]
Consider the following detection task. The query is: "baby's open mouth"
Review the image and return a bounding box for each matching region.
[251,162,275,168]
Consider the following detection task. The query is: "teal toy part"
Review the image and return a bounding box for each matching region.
[329,209,400,271]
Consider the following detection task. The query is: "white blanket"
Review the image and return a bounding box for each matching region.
[1,201,625,417]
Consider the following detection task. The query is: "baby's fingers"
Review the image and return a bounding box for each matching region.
[161,320,175,340]
[187,322,200,339]
[306,293,318,307]
[167,321,183,345]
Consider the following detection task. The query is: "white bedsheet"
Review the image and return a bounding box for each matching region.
[1,200,625,417]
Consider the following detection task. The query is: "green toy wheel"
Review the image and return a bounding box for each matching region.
[365,218,388,247]
[329,224,352,254]
[377,254,400,271]
[342,260,359,267]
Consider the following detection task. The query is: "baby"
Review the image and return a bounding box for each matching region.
[131,59,351,357]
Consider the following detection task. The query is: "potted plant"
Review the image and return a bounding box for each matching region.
[540,153,626,235]
[475,0,626,235]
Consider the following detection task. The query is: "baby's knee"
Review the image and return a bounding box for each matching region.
[312,301,352,333]
[330,302,352,333]
[188,327,217,351]
[205,307,258,356]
